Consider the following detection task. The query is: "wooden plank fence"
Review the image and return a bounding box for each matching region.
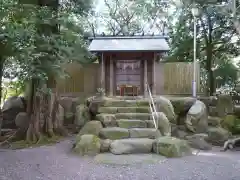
[54,62,201,97]
[162,62,201,95]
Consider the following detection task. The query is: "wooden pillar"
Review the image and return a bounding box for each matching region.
[109,55,114,96]
[152,53,156,95]
[144,59,148,97]
[101,53,105,90]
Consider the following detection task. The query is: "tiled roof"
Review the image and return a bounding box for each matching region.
[88,36,169,52]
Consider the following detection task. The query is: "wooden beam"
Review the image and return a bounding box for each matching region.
[144,59,148,97]
[101,53,105,90]
[109,56,114,96]
[152,53,156,95]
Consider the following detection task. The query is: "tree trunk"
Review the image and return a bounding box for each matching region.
[23,0,67,143]
[26,80,66,143]
[206,45,215,96]
[0,57,3,137]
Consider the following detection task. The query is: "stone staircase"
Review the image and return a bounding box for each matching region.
[95,98,161,155]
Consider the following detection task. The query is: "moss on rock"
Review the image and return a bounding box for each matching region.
[78,121,103,136]
[153,136,192,158]
[74,134,101,156]
[99,127,129,140]
[115,113,150,120]
[96,114,117,127]
[206,127,231,146]
[75,105,91,126]
[208,116,221,127]
[98,107,118,114]
[117,120,147,128]
[221,115,240,134]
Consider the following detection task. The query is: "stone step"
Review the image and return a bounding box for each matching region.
[117,119,147,128]
[98,107,150,114]
[115,113,150,120]
[110,138,154,155]
[129,128,161,139]
[99,127,130,140]
[102,99,149,107]
[96,114,117,127]
[99,127,160,140]
[117,107,150,113]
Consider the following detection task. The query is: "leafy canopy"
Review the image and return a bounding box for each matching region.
[1,0,92,85]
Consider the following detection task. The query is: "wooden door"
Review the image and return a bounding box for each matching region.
[115,60,141,96]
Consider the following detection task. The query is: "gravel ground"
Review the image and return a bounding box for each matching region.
[0,138,240,180]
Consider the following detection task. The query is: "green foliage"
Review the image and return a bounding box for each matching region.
[215,59,239,88]
[4,80,25,97]
[90,0,168,35]
[222,115,240,135]
[167,2,240,89]
[0,0,93,93]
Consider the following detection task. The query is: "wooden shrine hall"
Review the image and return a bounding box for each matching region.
[88,35,170,96]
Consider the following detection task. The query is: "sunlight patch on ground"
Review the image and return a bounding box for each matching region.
[193,151,218,156]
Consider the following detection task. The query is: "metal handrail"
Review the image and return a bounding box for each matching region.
[146,82,158,130]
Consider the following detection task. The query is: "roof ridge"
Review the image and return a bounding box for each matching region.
[88,35,169,40]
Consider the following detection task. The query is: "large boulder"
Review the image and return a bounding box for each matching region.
[197,96,218,107]
[78,121,103,136]
[87,96,107,117]
[15,112,30,133]
[73,134,101,156]
[2,96,26,129]
[100,139,113,152]
[152,112,171,136]
[59,97,80,124]
[169,97,196,115]
[96,114,117,127]
[110,138,154,155]
[208,116,221,127]
[234,105,240,118]
[216,95,234,117]
[206,127,231,146]
[208,106,218,117]
[171,124,190,139]
[75,105,91,127]
[153,136,192,158]
[185,100,208,133]
[56,104,64,126]
[185,134,212,150]
[235,83,240,92]
[154,96,176,124]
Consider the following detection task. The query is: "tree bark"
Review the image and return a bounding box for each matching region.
[24,0,67,143]
[0,57,3,137]
[206,46,215,96]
